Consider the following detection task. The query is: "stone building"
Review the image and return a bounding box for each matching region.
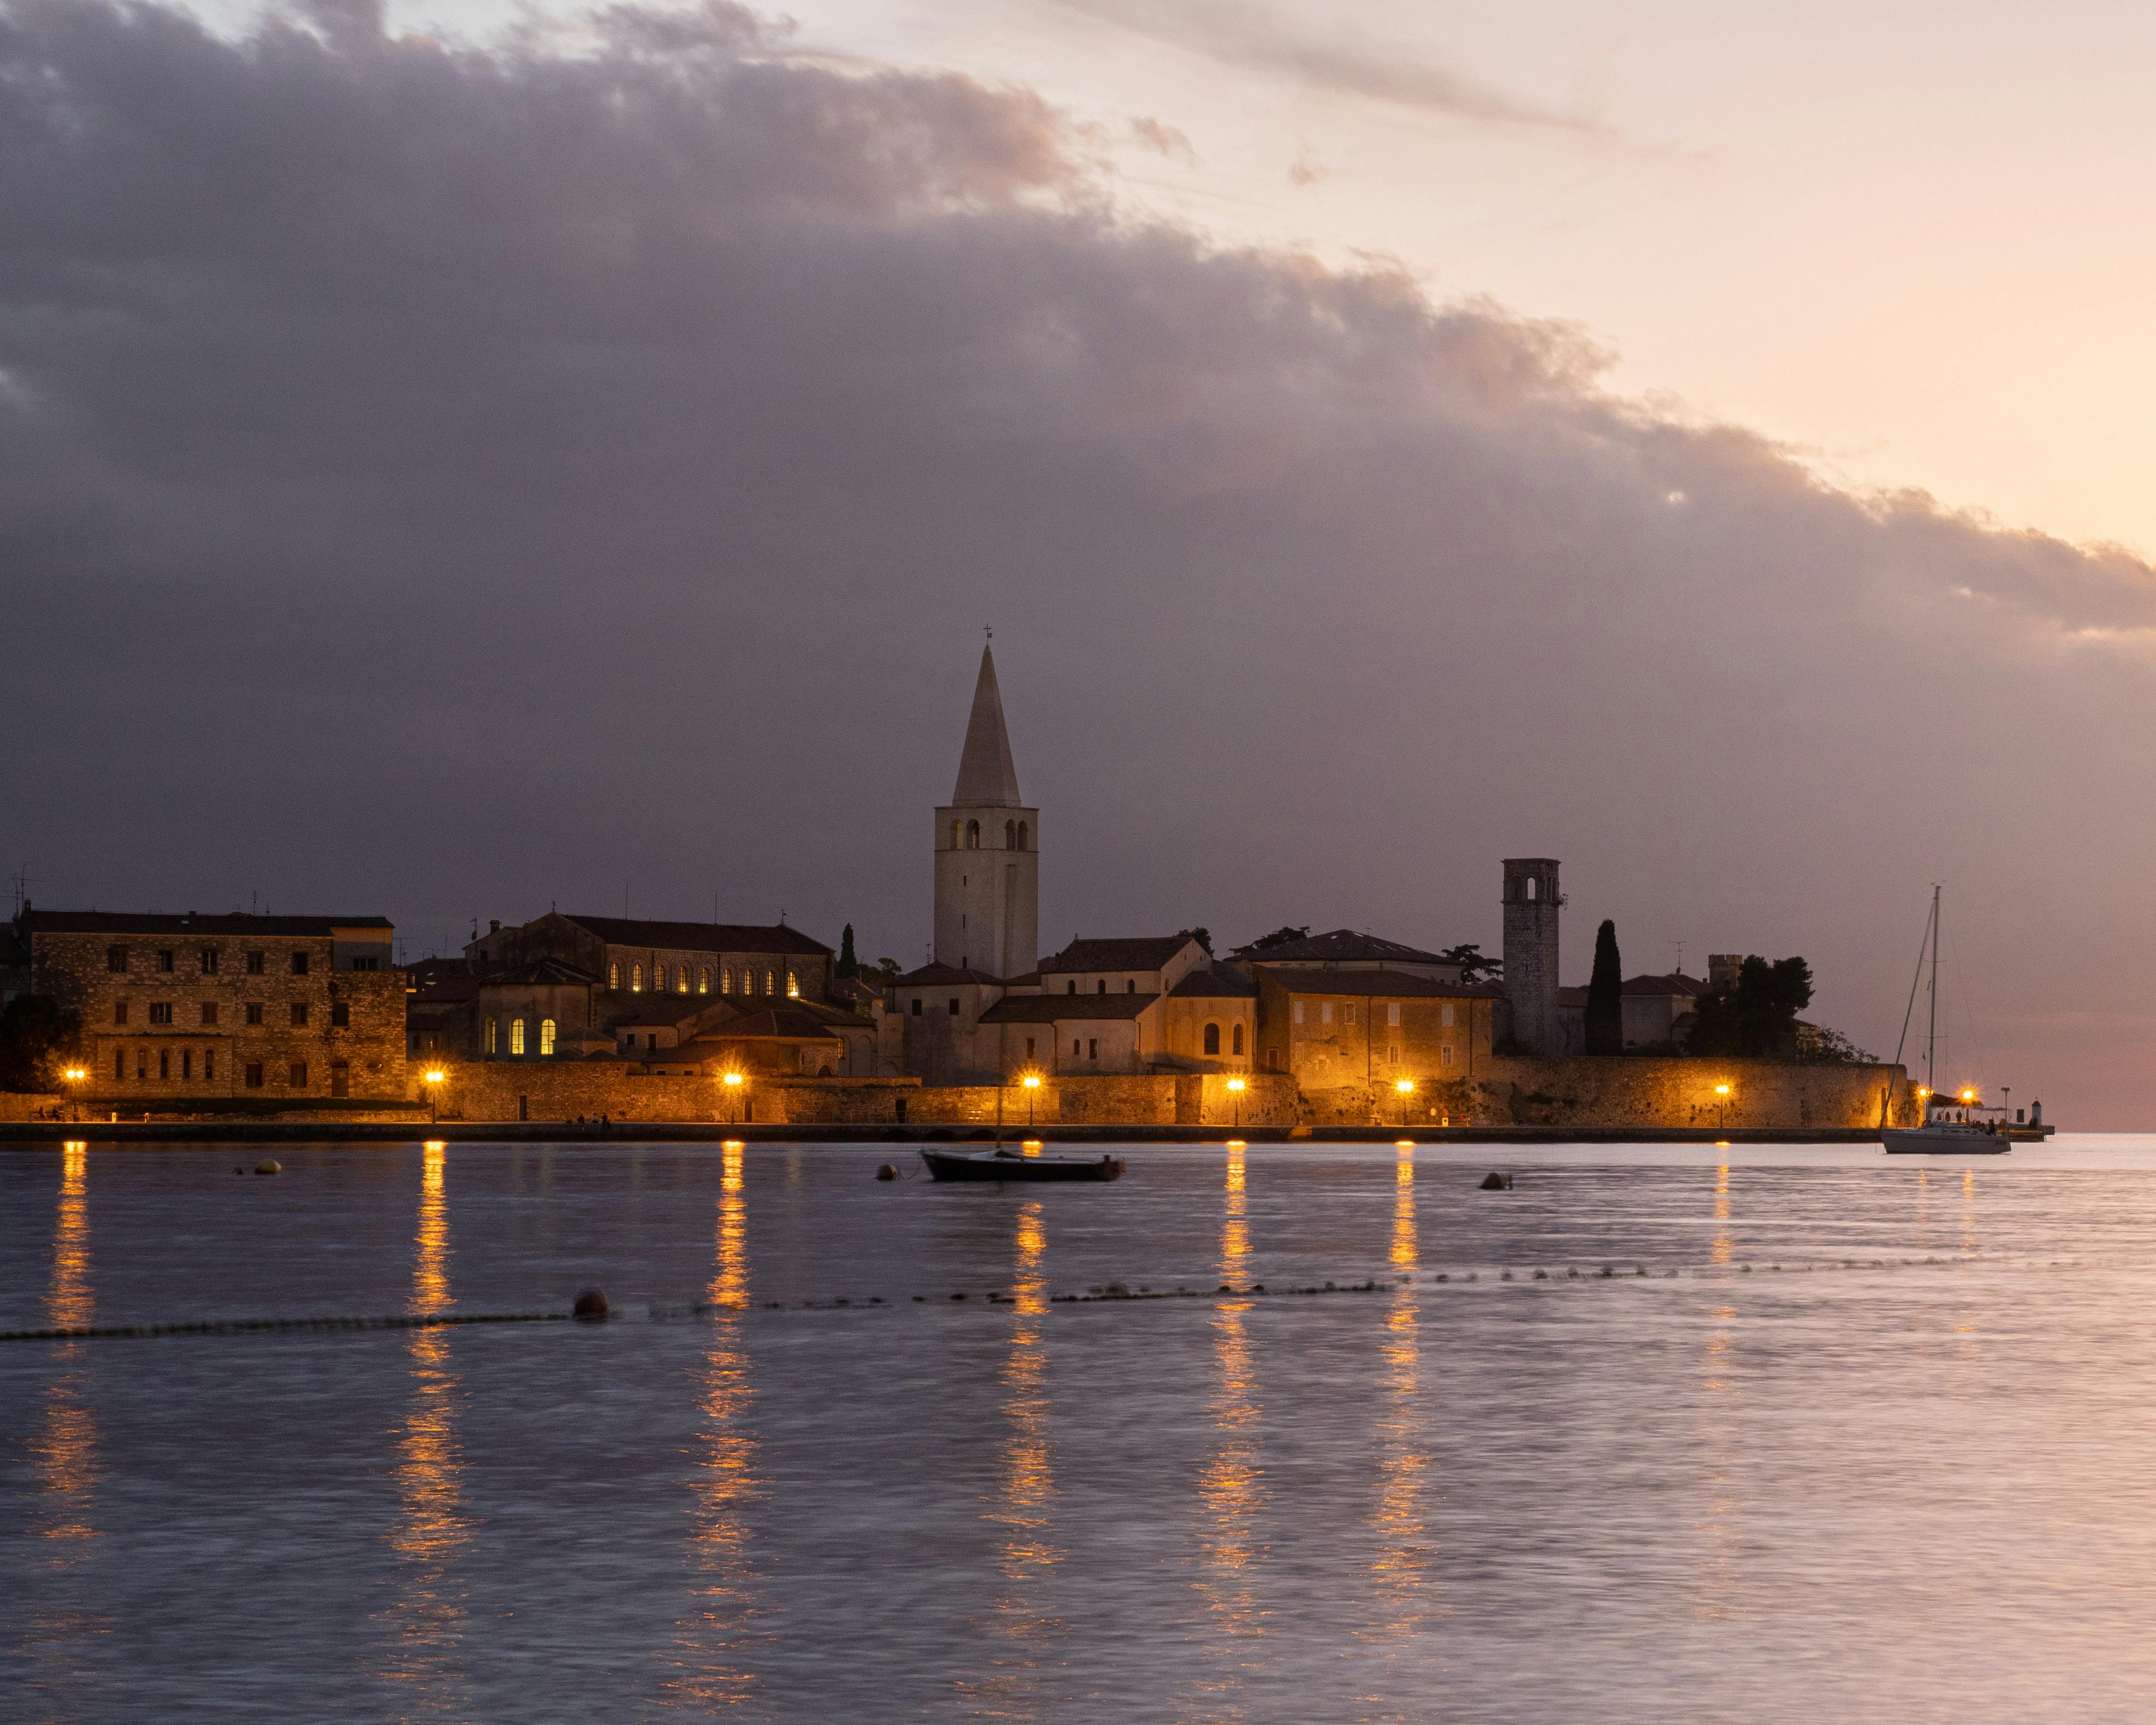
[1251,968,1502,1093]
[934,643,1038,981]
[1501,857,1562,1055]
[15,907,407,1106]
[1223,928,1465,984]
[467,911,837,1005]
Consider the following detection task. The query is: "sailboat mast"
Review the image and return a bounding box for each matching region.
[1926,884,1940,1094]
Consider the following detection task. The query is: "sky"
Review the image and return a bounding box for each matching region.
[3,0,2153,1121]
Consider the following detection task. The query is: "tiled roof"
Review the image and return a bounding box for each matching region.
[1002,970,1042,989]
[1040,936,1195,974]
[1169,970,1257,999]
[562,915,832,957]
[479,957,600,988]
[1265,968,1502,1000]
[1229,928,1446,965]
[979,993,1161,1024]
[23,910,391,936]
[1621,972,1709,997]
[893,962,1004,987]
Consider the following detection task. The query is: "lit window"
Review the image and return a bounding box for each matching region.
[631,964,644,992]
[765,970,776,996]
[1387,1003,1401,1026]
[511,1018,526,1055]
[540,1018,556,1056]
[722,966,733,994]
[787,970,799,998]
[655,964,668,992]
[698,967,710,994]
[485,1017,498,1055]
[678,966,690,994]
[610,962,621,989]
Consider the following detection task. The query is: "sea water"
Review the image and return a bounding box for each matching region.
[6,1136,2156,1722]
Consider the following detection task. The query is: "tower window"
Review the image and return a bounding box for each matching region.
[1005,819,1016,848]
[1526,876,1539,901]
[951,819,963,850]
[966,819,981,850]
[1017,821,1028,851]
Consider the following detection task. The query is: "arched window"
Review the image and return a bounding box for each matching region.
[966,819,980,850]
[1005,819,1016,848]
[950,819,963,850]
[1203,1022,1221,1055]
[540,1018,556,1056]
[698,966,710,994]
[764,969,777,995]
[786,969,799,998]
[1017,821,1029,851]
[677,965,690,994]
[608,961,621,989]
[631,963,644,991]
[1233,1023,1245,1056]
[485,1017,498,1055]
[1525,876,1539,901]
[510,1018,526,1055]
[721,966,732,994]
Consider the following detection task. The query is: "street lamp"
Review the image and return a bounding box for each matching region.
[61,1064,86,1123]
[723,1069,745,1126]
[1225,1075,1246,1131]
[1020,1071,1042,1129]
[1394,1076,1414,1129]
[1713,1082,1731,1130]
[422,1067,446,1125]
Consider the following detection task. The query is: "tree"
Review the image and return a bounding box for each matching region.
[0,996,82,1093]
[837,923,858,978]
[1585,920,1623,1055]
[1175,926,1214,957]
[1438,943,1502,984]
[1687,955,1815,1059]
[1246,925,1309,952]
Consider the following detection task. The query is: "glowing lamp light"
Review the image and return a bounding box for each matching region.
[1226,1077,1246,1092]
[62,1065,86,1082]
[722,1071,744,1088]
[1395,1078,1415,1095]
[1022,1138,1043,1149]
[1021,1074,1042,1090]
[1714,1084,1731,1098]
[423,1068,446,1084]
[1960,1088,1976,1104]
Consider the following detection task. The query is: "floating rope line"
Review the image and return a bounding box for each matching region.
[0,1310,571,1344]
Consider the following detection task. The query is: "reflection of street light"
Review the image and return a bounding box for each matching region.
[722,1069,745,1126]
[1226,1075,1245,1131]
[1020,1071,1042,1130]
[1394,1076,1414,1129]
[1713,1082,1731,1129]
[422,1066,446,1125]
[61,1064,87,1123]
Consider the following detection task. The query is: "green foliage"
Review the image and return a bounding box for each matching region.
[1687,955,1814,1059]
[872,957,902,986]
[1797,1025,1877,1065]
[1246,925,1309,952]
[0,995,82,1093]
[1438,943,1502,984]
[837,923,858,978]
[1586,919,1623,1055]
[1175,926,1214,957]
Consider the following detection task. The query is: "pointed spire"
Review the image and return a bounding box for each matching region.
[952,643,1022,807]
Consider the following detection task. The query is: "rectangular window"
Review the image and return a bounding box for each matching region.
[948,998,960,1016]
[350,955,379,972]
[200,1002,218,1026]
[203,1052,215,1082]
[289,1061,308,1088]
[114,1001,129,1026]
[1387,1003,1401,1026]
[1442,1045,1454,1067]
[245,1002,264,1026]
[290,1002,309,1028]
[1267,1048,1281,1072]
[1389,1044,1399,1065]
[158,1050,169,1079]
[199,948,218,975]
[911,999,923,1017]
[182,1050,193,1079]
[291,951,310,976]
[1072,1039,1081,1058]
[1441,1004,1455,1028]
[485,1018,498,1055]
[1343,1003,1355,1025]
[157,948,175,973]
[331,1000,350,1028]
[246,1062,264,1089]
[246,951,265,976]
[148,1002,172,1025]
[113,1049,124,1081]
[1321,1002,1334,1026]
[136,1053,147,1079]
[330,1060,349,1097]
[1292,1000,1304,1025]
[1026,1037,1036,1059]
[106,946,127,973]
[1088,1038,1098,1060]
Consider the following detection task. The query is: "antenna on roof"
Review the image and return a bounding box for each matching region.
[1674,940,1686,975]
[985,624,993,643]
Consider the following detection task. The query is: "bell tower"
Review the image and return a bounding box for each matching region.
[933,643,1038,979]
[1501,857,1562,1055]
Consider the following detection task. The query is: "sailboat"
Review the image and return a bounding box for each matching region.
[1882,884,2011,1155]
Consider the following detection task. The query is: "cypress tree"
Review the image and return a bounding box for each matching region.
[837,923,858,979]
[1585,919,1623,1055]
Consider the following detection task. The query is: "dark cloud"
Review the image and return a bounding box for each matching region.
[3,0,2152,1118]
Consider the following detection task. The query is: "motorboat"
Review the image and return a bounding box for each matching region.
[921,1147,1125,1183]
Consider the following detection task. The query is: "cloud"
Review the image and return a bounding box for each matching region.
[2,0,2153,1118]
[1128,115,1194,160]
[1044,0,1611,135]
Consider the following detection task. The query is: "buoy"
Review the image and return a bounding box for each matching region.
[255,1159,282,1176]
[876,1163,898,1181]
[1479,1171,1512,1190]
[572,1288,610,1321]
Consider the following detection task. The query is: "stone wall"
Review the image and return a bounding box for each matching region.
[0,1091,66,1122]
[1471,1057,1912,1129]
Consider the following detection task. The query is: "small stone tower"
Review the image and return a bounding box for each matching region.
[1501,858,1562,1055]
[933,644,1039,980]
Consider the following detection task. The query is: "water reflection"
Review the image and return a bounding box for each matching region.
[963,1199,1061,1715]
[1696,1162,1740,1620]
[1366,1143,1431,1646]
[1192,1142,1265,1710]
[670,1142,762,1709]
[378,1141,470,1714]
[25,1141,106,1697]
